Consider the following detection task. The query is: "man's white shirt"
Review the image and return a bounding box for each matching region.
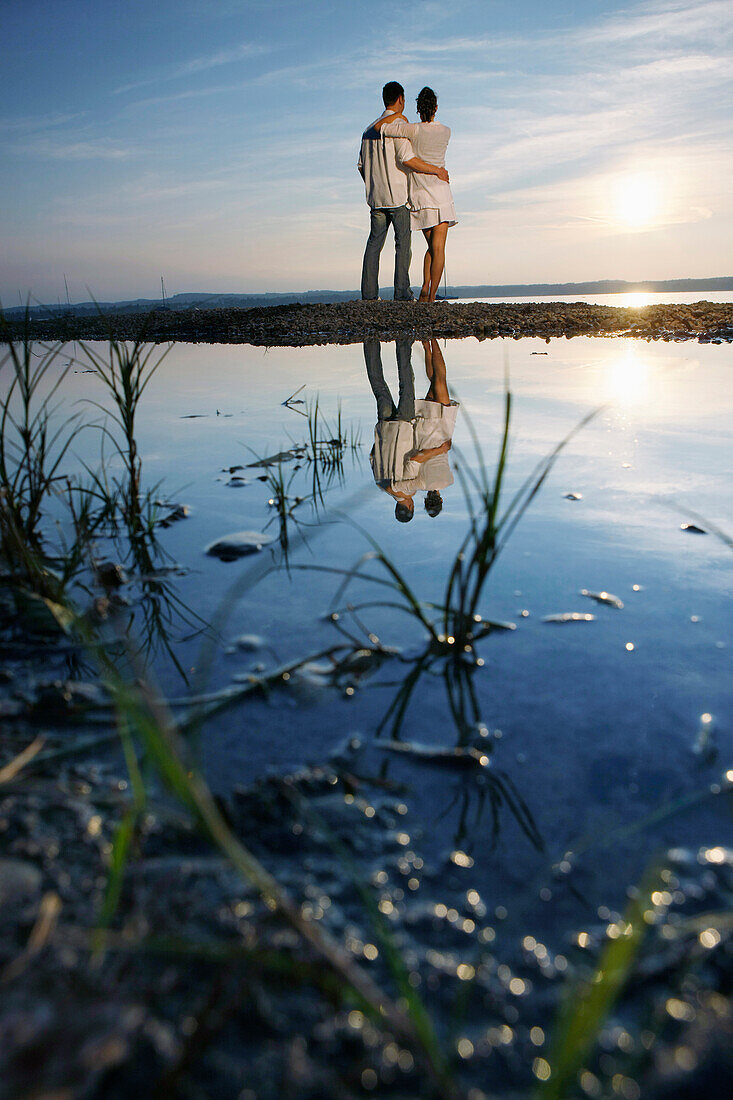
[358,110,414,209]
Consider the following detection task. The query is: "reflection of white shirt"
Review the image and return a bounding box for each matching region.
[370,419,415,483]
[403,400,459,490]
[380,120,452,210]
[358,111,414,209]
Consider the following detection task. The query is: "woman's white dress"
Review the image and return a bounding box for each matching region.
[380,119,457,229]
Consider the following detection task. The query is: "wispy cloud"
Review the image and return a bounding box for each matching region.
[579,0,733,45]
[0,111,87,135]
[115,41,269,94]
[10,137,139,161]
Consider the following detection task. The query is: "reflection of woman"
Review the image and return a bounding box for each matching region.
[404,340,459,516]
[374,87,456,302]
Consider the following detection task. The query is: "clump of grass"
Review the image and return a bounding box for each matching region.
[79,333,171,532]
[537,863,666,1099]
[0,308,77,593]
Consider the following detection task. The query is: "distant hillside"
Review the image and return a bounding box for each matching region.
[5,277,733,318]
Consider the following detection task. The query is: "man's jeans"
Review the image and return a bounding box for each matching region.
[361,205,413,300]
[363,339,415,421]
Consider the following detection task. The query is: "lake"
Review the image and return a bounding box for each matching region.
[4,330,731,1094]
[453,290,733,307]
[59,333,732,885]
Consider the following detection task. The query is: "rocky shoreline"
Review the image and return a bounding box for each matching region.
[5,299,733,347]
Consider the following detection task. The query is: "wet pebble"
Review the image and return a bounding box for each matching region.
[693,713,717,764]
[94,561,128,588]
[0,858,42,906]
[230,634,265,652]
[580,589,624,609]
[542,613,596,623]
[205,531,275,560]
[156,503,190,528]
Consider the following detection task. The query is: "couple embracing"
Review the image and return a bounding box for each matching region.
[358,81,456,303]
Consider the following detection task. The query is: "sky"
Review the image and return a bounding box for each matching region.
[2,0,732,302]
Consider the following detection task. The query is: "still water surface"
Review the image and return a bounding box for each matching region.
[58,334,732,951]
[454,290,733,307]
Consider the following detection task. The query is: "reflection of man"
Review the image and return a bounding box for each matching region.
[359,81,450,301]
[364,339,420,522]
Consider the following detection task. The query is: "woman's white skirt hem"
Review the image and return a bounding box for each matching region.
[410,204,457,230]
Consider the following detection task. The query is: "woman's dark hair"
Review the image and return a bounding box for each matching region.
[395,502,414,523]
[416,86,438,122]
[425,490,443,517]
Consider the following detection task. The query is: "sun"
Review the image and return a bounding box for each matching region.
[613,172,659,228]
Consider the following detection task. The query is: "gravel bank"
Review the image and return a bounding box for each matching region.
[5,299,733,346]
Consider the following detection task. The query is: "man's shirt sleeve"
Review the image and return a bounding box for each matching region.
[393,137,414,168]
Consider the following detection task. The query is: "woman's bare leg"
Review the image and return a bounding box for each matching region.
[420,229,432,300]
[427,339,450,403]
[427,222,449,302]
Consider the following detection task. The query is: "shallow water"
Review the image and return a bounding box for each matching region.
[17,335,733,963]
[453,290,733,307]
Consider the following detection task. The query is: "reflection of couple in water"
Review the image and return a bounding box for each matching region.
[365,338,459,522]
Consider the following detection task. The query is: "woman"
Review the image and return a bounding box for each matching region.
[375,87,456,302]
[403,339,459,518]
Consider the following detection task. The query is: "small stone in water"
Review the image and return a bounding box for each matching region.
[680,523,707,534]
[205,530,275,560]
[542,612,596,623]
[0,858,42,906]
[95,561,128,588]
[693,713,716,763]
[580,589,624,609]
[231,634,264,651]
[156,503,190,528]
[564,492,583,501]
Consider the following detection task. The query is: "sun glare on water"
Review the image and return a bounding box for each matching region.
[617,292,655,308]
[604,345,651,407]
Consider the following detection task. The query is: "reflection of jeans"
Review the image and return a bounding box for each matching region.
[364,339,415,421]
[361,206,413,300]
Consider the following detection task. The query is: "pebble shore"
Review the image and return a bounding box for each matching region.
[6,299,733,346]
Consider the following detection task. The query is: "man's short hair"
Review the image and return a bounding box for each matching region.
[395,501,414,523]
[383,81,404,108]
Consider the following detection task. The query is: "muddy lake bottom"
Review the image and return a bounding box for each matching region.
[1,334,732,1098]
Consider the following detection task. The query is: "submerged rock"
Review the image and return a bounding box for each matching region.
[229,634,265,651]
[94,561,128,589]
[377,741,490,770]
[0,858,42,907]
[155,503,190,528]
[580,589,624,609]
[246,449,304,468]
[693,712,717,763]
[542,612,596,623]
[205,530,275,561]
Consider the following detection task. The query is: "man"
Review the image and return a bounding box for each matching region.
[358,81,450,301]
